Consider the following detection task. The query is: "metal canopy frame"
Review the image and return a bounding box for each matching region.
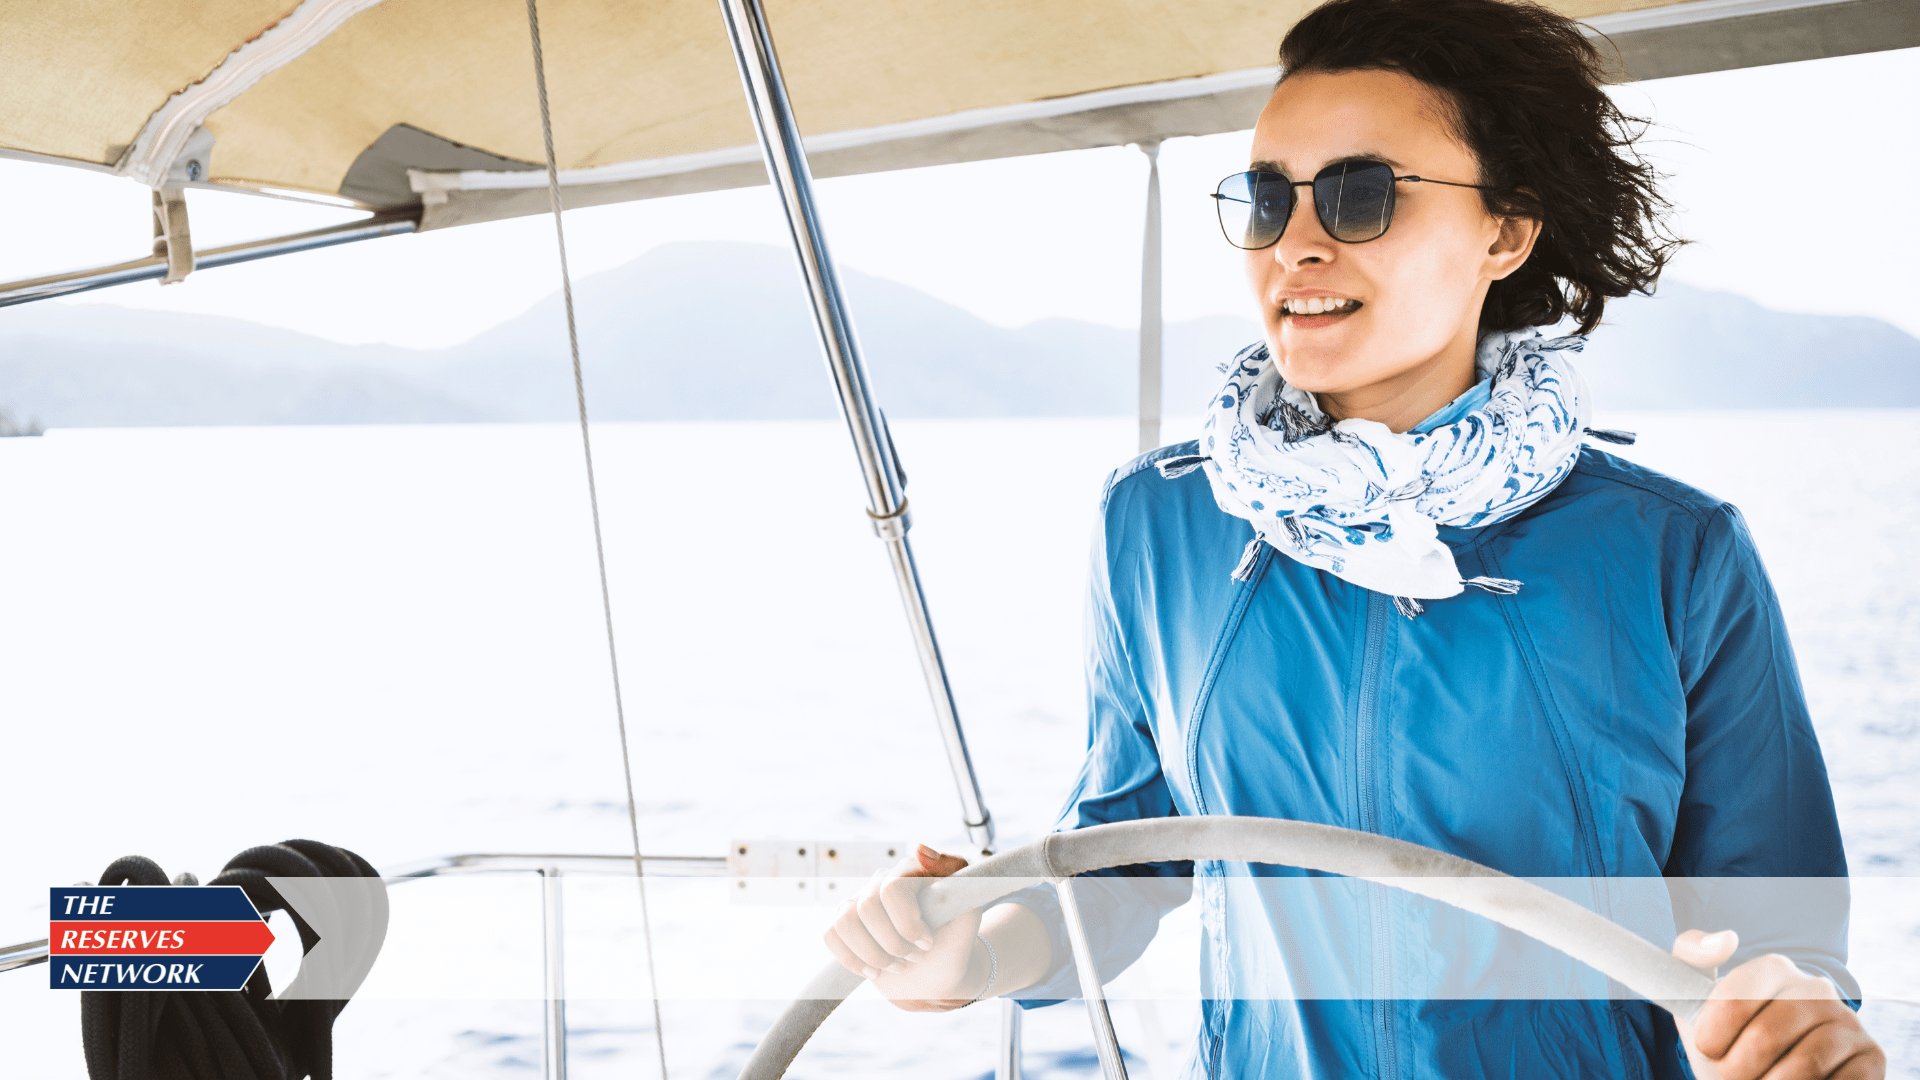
[401,0,1918,231]
[0,210,418,308]
[714,0,1019,1073]
[2,0,1912,304]
[716,0,995,857]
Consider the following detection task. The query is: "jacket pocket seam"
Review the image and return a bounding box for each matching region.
[1481,547,1650,1080]
[1478,547,1608,878]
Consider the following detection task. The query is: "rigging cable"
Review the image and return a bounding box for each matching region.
[524,2,670,1076]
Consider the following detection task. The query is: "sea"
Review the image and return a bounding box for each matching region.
[2,413,1915,1078]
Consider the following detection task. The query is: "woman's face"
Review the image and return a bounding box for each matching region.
[1245,68,1538,414]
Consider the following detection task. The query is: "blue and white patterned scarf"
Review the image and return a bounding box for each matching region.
[1160,329,1620,616]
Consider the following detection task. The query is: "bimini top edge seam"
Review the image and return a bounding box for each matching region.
[114,0,390,188]
[1579,0,1866,37]
[412,64,1283,196]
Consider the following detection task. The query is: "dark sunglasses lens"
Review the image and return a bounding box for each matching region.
[1215,172,1293,249]
[1313,161,1395,242]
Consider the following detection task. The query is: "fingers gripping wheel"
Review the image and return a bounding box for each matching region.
[738,817,1723,1080]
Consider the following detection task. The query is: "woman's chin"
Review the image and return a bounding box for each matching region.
[1271,335,1378,393]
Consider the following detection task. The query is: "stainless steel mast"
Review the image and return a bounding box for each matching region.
[716,0,995,856]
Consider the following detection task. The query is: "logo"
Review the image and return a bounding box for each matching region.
[49,886,274,991]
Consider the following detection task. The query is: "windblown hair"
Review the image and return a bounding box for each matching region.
[1278,0,1682,334]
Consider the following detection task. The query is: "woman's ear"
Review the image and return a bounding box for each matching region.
[1487,214,1543,281]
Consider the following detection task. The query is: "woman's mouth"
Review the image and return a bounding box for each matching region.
[1280,297,1363,324]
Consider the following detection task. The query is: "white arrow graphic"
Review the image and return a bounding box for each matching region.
[266,877,390,1001]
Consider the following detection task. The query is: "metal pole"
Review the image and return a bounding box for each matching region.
[1057,878,1130,1080]
[0,938,47,974]
[996,998,1025,1080]
[1136,141,1163,454]
[716,0,994,854]
[0,211,419,308]
[541,867,568,1080]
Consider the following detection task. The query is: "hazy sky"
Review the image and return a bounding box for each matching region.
[2,46,1914,349]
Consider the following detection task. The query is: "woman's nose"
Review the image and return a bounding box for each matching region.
[1272,196,1336,267]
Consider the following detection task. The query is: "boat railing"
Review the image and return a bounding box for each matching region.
[5,852,728,1080]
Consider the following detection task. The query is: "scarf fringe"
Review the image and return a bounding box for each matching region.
[1393,576,1524,619]
[1157,454,1208,479]
[1231,536,1264,582]
[1582,427,1637,445]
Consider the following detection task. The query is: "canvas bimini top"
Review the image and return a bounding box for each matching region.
[2,0,1913,235]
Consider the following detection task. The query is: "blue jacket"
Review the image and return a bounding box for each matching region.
[1002,439,1854,1080]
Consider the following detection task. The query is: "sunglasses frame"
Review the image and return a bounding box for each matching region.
[1211,160,1490,249]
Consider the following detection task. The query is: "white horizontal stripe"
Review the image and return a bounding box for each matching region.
[411,64,1279,194]
[414,0,1866,198]
[1580,0,1864,36]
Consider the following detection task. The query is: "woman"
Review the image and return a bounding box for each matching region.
[825,1,1886,1076]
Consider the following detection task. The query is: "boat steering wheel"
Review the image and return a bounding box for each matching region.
[737,816,1723,1080]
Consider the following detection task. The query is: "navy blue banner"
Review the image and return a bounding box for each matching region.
[49,955,263,991]
[50,886,261,921]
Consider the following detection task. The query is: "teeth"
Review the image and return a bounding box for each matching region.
[1284,297,1357,315]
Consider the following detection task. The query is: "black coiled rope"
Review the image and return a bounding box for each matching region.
[80,840,382,1080]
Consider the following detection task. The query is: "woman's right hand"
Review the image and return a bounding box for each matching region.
[823,844,989,1012]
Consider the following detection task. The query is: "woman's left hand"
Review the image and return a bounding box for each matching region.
[1670,929,1885,1079]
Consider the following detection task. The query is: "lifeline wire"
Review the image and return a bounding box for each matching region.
[525,2,670,1076]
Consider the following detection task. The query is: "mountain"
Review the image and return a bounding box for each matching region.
[2,241,1916,428]
[1572,284,1920,409]
[407,244,1264,421]
[0,305,483,427]
[418,241,1134,421]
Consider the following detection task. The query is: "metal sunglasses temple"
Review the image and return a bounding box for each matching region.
[1394,175,1491,190]
[1209,174,1489,197]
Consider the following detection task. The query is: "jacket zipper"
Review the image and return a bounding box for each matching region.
[1356,588,1398,1080]
[1185,542,1268,1080]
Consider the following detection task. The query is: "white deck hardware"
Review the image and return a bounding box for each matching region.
[727,839,907,905]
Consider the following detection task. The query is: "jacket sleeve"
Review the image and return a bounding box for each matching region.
[993,467,1193,1006]
[1663,502,1858,1002]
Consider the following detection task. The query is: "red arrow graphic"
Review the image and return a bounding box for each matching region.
[49,921,276,955]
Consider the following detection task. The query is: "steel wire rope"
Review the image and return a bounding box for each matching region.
[524,2,670,1076]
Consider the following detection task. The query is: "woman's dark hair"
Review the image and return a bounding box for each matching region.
[1278,0,1682,334]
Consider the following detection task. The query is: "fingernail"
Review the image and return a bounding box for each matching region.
[861,967,879,980]
[1704,930,1735,949]
[916,844,937,856]
[915,938,934,951]
[904,951,924,963]
[886,962,906,974]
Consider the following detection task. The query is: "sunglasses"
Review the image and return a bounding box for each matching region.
[1212,160,1489,249]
